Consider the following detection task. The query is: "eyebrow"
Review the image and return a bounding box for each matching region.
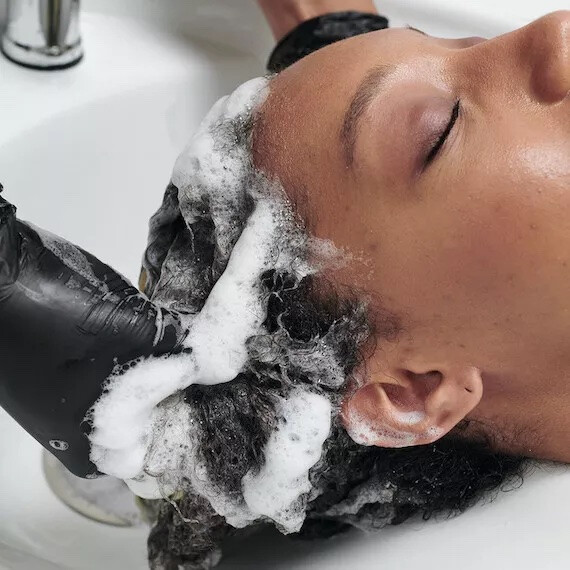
[339,26,428,167]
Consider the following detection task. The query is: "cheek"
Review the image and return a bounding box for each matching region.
[446,148,570,301]
[373,176,557,319]
[445,122,570,298]
[436,194,531,291]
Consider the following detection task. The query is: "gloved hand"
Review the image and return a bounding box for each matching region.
[0,189,188,478]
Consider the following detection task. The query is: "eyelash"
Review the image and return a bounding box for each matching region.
[405,24,425,35]
[424,99,460,167]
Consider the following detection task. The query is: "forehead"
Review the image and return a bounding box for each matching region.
[252,28,428,187]
[269,26,418,96]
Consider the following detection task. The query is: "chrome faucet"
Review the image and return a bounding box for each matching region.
[1,0,83,70]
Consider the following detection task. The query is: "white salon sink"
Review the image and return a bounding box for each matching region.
[1,1,570,569]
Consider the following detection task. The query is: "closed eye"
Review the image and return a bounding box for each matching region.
[424,100,460,168]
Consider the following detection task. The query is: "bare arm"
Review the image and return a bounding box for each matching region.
[257,0,378,42]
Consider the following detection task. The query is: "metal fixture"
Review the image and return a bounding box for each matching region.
[43,451,144,527]
[2,0,83,70]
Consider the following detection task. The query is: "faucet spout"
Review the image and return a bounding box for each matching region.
[1,0,83,70]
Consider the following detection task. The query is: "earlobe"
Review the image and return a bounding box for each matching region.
[340,365,483,448]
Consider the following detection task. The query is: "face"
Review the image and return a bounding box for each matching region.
[253,11,570,462]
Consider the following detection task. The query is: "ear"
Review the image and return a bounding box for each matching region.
[340,365,483,447]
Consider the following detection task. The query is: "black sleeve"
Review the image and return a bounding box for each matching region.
[267,10,390,73]
[0,192,188,477]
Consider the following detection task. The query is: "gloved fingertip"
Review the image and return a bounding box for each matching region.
[0,196,16,223]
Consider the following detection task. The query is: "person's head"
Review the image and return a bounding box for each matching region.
[141,16,570,556]
[253,10,570,463]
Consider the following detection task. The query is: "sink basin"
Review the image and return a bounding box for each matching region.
[1,2,570,569]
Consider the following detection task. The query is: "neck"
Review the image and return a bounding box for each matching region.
[465,365,570,463]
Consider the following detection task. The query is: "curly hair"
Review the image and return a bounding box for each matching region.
[142,262,526,570]
[138,83,528,569]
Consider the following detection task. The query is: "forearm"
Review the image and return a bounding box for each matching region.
[257,0,378,41]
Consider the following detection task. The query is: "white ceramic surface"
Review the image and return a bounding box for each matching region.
[1,1,570,569]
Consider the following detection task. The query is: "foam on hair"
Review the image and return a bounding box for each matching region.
[86,75,527,570]
[86,76,362,534]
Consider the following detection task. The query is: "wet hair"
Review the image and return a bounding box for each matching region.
[139,89,528,570]
[141,269,527,569]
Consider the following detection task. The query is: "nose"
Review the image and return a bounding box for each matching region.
[524,10,570,103]
[460,10,570,105]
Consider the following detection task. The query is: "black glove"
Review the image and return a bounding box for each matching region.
[267,10,389,73]
[0,190,188,478]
